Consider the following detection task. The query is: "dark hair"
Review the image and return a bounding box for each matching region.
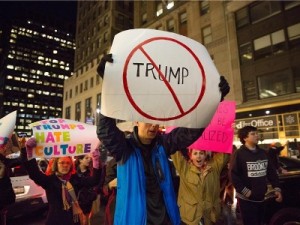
[238,126,257,145]
[74,155,86,169]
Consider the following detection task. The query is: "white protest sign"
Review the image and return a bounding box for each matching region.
[29,118,98,158]
[102,29,221,128]
[0,111,17,154]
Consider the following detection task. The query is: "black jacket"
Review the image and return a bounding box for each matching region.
[24,159,101,225]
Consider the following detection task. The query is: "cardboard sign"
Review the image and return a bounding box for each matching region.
[102,29,221,128]
[0,111,17,155]
[28,118,98,158]
[167,101,236,153]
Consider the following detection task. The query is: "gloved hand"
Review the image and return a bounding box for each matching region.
[91,148,101,169]
[219,76,230,102]
[25,137,37,159]
[96,54,113,78]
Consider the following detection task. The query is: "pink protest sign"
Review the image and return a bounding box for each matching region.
[189,100,236,153]
[166,100,235,153]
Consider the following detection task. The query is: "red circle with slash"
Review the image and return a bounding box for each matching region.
[123,37,206,121]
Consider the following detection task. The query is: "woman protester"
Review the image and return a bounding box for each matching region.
[21,137,102,225]
[75,154,98,225]
[171,148,229,225]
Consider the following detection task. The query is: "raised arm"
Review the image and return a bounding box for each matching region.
[96,113,128,162]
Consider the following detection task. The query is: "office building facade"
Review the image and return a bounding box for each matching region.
[0,12,75,135]
[64,0,300,149]
[63,0,133,125]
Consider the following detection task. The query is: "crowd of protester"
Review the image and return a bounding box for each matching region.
[0,54,289,225]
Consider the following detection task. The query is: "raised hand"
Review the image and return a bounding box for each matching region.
[219,75,230,102]
[96,54,113,78]
[90,148,101,169]
[25,137,37,159]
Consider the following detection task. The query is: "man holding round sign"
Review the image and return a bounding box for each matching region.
[97,29,230,225]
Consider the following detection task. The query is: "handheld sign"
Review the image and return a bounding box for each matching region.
[102,29,221,128]
[28,118,98,158]
[166,101,236,153]
[0,111,17,155]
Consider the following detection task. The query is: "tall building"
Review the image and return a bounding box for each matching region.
[134,0,300,149]
[0,8,75,136]
[64,0,300,149]
[63,1,133,125]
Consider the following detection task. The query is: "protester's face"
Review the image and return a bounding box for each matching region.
[80,155,91,168]
[190,150,206,168]
[244,131,259,146]
[57,157,73,175]
[137,122,159,144]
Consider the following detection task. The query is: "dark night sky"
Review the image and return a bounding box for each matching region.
[0,1,77,33]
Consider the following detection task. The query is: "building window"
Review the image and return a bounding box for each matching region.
[75,86,78,95]
[254,29,285,60]
[200,0,209,15]
[142,13,147,25]
[287,23,300,48]
[156,2,163,17]
[239,42,253,64]
[84,80,88,91]
[96,93,101,111]
[75,102,81,121]
[69,89,72,98]
[250,1,281,24]
[202,26,212,45]
[104,32,108,43]
[65,91,68,100]
[167,19,174,32]
[90,77,94,88]
[179,12,187,36]
[85,97,93,124]
[258,70,293,99]
[96,75,100,85]
[65,106,71,119]
[80,83,83,93]
[236,7,249,28]
[243,80,257,101]
[166,0,174,10]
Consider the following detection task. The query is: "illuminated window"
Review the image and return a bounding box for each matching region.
[156,2,163,17]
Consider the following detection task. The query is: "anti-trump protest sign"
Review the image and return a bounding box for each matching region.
[166,101,236,153]
[28,118,98,158]
[102,29,222,128]
[0,111,17,155]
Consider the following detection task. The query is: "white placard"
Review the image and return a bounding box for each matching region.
[0,111,17,152]
[29,118,99,158]
[102,29,221,128]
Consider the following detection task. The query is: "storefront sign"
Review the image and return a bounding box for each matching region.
[235,116,277,129]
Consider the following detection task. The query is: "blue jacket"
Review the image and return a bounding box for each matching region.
[115,144,180,225]
[97,113,205,225]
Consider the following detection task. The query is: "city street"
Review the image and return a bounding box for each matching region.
[6,204,243,225]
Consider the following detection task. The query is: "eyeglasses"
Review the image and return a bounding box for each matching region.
[58,161,72,166]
